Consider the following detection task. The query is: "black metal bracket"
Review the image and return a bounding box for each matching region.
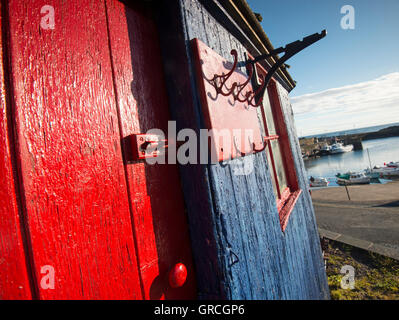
[247,29,327,99]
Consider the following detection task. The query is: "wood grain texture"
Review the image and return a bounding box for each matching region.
[6,0,142,299]
[159,0,329,299]
[105,0,196,300]
[0,1,33,299]
[155,0,226,299]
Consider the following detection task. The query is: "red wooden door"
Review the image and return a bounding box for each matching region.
[105,0,196,299]
[3,0,196,299]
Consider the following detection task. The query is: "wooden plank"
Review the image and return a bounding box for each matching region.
[0,1,33,299]
[6,0,142,299]
[209,25,258,298]
[212,31,253,294]
[276,82,329,298]
[105,0,196,299]
[155,0,226,299]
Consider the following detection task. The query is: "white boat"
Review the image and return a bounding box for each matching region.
[336,172,370,185]
[365,165,399,178]
[319,144,331,155]
[309,177,329,187]
[386,161,399,168]
[330,142,353,154]
[364,169,380,179]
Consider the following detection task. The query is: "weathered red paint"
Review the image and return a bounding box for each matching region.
[168,263,188,288]
[105,0,196,299]
[268,81,301,230]
[191,38,264,161]
[2,0,197,300]
[5,0,143,299]
[268,80,300,194]
[0,2,32,299]
[279,190,302,231]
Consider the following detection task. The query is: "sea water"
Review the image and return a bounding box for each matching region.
[304,136,399,187]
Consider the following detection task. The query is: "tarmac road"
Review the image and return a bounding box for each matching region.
[311,181,399,251]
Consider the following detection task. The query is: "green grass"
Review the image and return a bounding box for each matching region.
[324,240,399,300]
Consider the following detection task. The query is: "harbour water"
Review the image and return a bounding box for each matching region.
[304,136,399,187]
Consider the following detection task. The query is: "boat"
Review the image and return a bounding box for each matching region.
[330,142,353,154]
[364,169,380,179]
[386,161,399,168]
[309,176,329,187]
[318,144,331,155]
[365,165,399,178]
[336,172,370,185]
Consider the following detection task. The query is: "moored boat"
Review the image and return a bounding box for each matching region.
[336,172,370,185]
[365,165,399,178]
[318,144,331,155]
[386,161,399,168]
[330,142,354,154]
[364,169,380,179]
[309,176,329,187]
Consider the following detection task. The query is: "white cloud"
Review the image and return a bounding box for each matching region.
[291,72,399,136]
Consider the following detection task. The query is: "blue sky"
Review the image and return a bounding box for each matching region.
[246,0,399,136]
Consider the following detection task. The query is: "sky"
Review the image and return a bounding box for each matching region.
[246,0,399,136]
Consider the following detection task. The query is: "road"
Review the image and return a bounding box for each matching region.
[312,181,399,251]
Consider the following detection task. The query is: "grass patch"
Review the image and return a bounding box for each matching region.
[323,240,399,300]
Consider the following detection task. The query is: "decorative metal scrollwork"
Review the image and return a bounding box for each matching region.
[210,30,327,107]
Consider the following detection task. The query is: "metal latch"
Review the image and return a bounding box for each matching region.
[129,134,168,160]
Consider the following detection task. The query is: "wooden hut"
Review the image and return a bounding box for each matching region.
[0,0,329,299]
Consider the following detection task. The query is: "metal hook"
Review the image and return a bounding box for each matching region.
[246,74,265,108]
[209,30,327,108]
[211,49,238,97]
[232,63,254,103]
[252,135,280,153]
[253,139,267,153]
[210,50,261,107]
